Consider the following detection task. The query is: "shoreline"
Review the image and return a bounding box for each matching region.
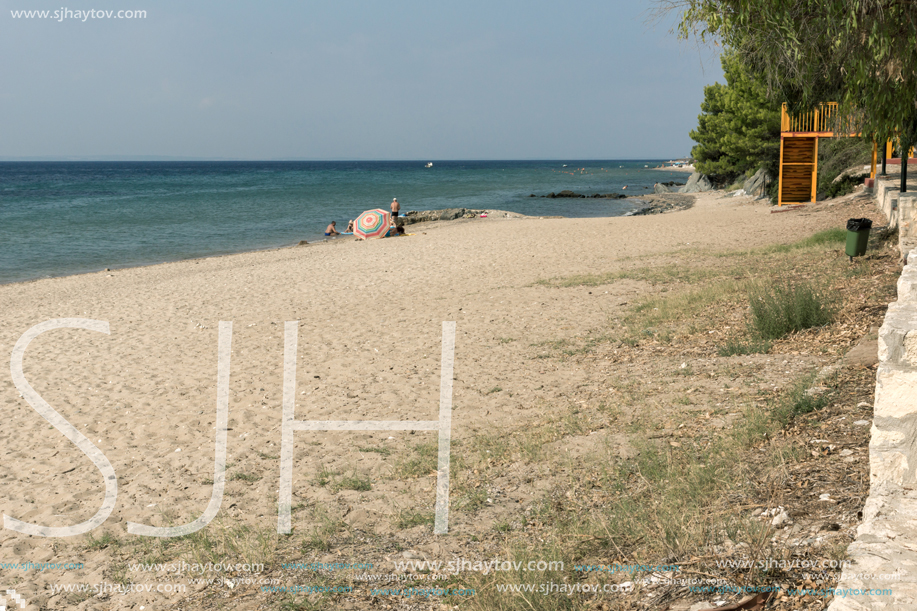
[0,199,665,288]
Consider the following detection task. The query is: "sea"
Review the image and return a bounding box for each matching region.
[0,160,691,285]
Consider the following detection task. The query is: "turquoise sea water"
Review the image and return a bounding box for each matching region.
[0,160,690,285]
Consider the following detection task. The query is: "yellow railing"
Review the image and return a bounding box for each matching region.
[781,102,838,134]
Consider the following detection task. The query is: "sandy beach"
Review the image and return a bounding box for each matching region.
[0,190,882,609]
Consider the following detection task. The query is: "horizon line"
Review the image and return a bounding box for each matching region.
[0,156,693,162]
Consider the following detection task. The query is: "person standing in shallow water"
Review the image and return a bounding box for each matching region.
[391,198,400,223]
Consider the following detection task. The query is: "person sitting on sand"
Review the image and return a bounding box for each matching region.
[324,221,340,236]
[345,220,354,233]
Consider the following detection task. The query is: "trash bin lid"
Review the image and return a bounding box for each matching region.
[846,218,873,231]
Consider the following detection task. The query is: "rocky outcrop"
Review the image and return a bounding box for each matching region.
[678,172,713,194]
[401,208,469,224]
[530,190,626,199]
[654,180,687,193]
[742,168,772,197]
[835,165,871,183]
[628,193,695,215]
[400,208,526,225]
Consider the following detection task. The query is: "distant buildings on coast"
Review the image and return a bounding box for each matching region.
[658,158,694,170]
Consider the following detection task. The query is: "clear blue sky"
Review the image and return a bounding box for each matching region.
[0,0,722,160]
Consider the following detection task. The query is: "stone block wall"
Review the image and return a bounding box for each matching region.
[873,178,917,259]
[828,247,917,610]
[899,193,917,256]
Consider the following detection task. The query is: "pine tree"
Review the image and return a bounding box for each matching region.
[689,53,781,184]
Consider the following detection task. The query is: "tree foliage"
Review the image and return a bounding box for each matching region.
[689,52,781,182]
[665,0,917,150]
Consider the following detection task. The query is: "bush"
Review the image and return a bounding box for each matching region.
[822,174,863,199]
[817,137,873,199]
[748,280,835,340]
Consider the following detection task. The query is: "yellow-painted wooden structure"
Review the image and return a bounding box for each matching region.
[778,103,837,206]
[778,102,914,205]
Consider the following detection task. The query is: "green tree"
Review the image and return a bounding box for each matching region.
[667,0,917,167]
[689,53,781,184]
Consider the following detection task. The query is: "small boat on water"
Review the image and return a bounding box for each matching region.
[425,162,433,168]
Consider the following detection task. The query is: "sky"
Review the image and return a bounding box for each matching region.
[0,1,723,160]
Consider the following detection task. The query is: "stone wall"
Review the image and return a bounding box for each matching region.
[900,193,917,256]
[873,178,917,259]
[827,247,917,610]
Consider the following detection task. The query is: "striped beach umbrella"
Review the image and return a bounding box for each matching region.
[353,209,391,240]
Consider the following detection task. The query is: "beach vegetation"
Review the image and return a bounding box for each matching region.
[720,226,845,256]
[460,367,840,609]
[747,280,836,340]
[315,466,336,487]
[795,227,847,247]
[279,597,327,611]
[170,521,277,569]
[313,465,372,492]
[65,590,97,605]
[535,261,722,288]
[394,509,435,529]
[394,440,438,478]
[357,445,391,456]
[458,489,488,512]
[717,339,772,356]
[336,472,372,492]
[85,531,121,550]
[300,506,345,553]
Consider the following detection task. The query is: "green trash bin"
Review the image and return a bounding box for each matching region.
[846,218,872,259]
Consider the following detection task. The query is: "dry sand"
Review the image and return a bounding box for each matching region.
[0,190,859,608]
